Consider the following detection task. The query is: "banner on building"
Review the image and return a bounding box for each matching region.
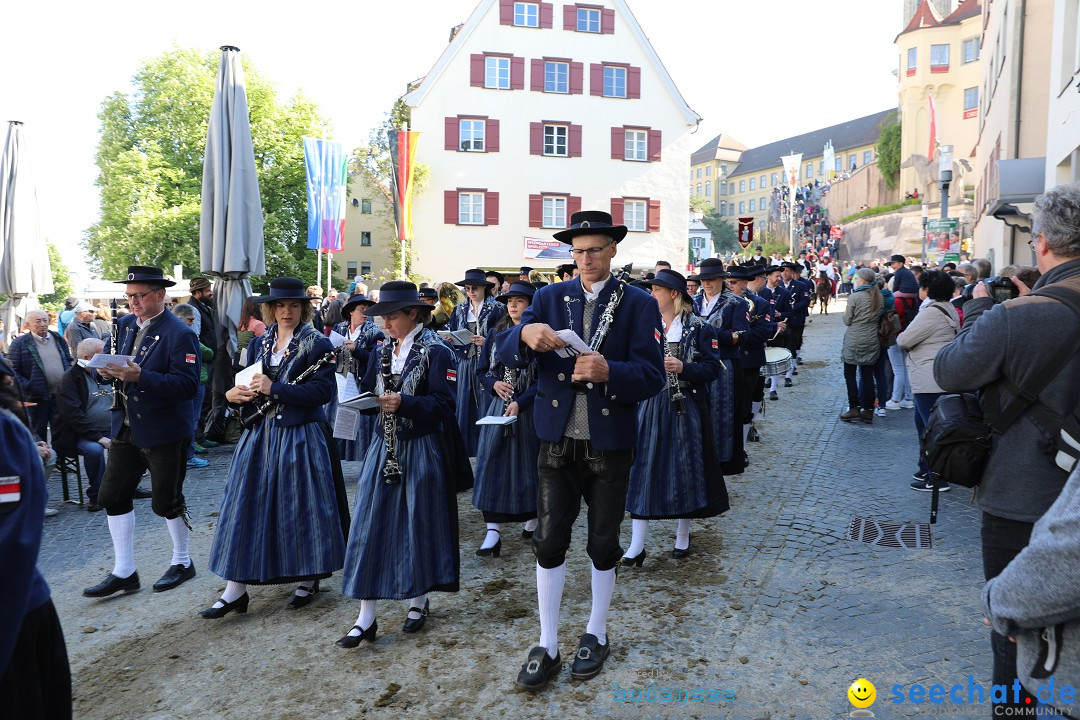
[737,217,754,249]
[389,130,420,243]
[523,236,572,261]
[823,140,835,181]
[302,137,348,252]
[927,218,960,262]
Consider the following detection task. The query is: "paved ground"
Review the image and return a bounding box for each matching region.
[39,298,992,719]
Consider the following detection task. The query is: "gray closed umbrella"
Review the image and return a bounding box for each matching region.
[200,45,265,380]
[0,120,53,350]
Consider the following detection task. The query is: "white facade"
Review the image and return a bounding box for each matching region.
[689,216,711,266]
[403,0,700,282]
[1046,0,1080,187]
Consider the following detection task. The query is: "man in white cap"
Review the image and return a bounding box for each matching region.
[63,301,110,355]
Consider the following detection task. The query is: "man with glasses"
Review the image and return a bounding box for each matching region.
[53,338,113,511]
[84,266,202,598]
[9,309,72,441]
[498,210,664,691]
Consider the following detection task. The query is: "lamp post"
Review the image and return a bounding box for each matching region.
[780,152,803,258]
[921,203,929,265]
[938,144,954,220]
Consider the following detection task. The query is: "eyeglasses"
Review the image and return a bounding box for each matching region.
[124,290,159,302]
[569,242,614,259]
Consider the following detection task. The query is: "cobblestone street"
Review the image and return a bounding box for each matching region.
[40,299,991,719]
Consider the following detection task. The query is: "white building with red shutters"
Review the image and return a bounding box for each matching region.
[402,0,701,280]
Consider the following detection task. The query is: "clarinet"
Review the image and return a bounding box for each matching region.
[239,349,336,429]
[380,341,403,484]
[570,282,626,394]
[502,366,516,438]
[664,337,687,416]
[109,298,122,411]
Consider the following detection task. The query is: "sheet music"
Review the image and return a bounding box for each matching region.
[86,354,136,369]
[553,330,591,358]
[438,329,475,346]
[234,361,263,388]
[340,392,380,411]
[328,330,347,349]
[332,407,359,439]
[476,415,518,426]
[336,372,360,403]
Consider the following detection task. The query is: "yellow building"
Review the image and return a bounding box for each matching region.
[689,133,747,215]
[895,0,983,200]
[336,171,397,287]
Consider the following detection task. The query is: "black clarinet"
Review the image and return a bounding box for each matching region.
[239,349,336,429]
[502,366,516,437]
[109,298,122,411]
[380,341,403,484]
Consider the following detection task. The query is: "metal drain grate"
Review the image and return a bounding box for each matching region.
[847,516,932,549]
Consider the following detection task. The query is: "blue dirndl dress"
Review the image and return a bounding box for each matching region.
[328,320,383,461]
[341,330,462,600]
[209,326,347,585]
[472,328,539,522]
[627,314,730,519]
[447,299,505,456]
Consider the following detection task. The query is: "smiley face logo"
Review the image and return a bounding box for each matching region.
[848,678,876,708]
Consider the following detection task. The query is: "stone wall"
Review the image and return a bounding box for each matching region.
[836,205,927,263]
[821,161,903,223]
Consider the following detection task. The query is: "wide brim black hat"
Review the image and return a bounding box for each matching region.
[365,281,431,317]
[695,258,730,280]
[724,266,755,280]
[455,269,494,288]
[341,293,375,316]
[115,265,176,288]
[640,269,693,304]
[496,281,536,303]
[890,254,907,263]
[253,277,313,303]
[552,210,628,244]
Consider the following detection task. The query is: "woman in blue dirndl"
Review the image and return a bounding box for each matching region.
[624,270,729,564]
[337,282,463,647]
[202,277,349,618]
[472,281,540,557]
[329,293,383,460]
[447,269,505,456]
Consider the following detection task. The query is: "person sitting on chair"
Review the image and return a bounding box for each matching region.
[52,339,114,512]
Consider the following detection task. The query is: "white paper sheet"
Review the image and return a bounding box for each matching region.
[554,329,591,358]
[476,415,518,426]
[438,329,476,346]
[234,361,263,388]
[340,392,380,411]
[328,330,347,349]
[336,372,360,403]
[332,407,360,440]
[86,354,136,369]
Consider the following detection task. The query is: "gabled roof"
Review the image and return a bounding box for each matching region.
[401,0,702,126]
[897,0,943,37]
[727,109,898,179]
[942,0,980,24]
[691,133,748,165]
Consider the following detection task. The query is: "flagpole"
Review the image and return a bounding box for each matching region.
[400,125,407,281]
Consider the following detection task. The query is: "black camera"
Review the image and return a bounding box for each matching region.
[984,276,1020,303]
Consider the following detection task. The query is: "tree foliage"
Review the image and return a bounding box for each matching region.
[876,116,902,191]
[689,195,712,214]
[700,210,739,255]
[83,48,330,291]
[38,243,74,313]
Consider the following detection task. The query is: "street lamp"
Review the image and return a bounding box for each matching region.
[921,203,929,265]
[938,144,954,220]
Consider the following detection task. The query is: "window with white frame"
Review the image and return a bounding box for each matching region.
[719,204,726,216]
[721,163,727,176]
[760,196,766,211]
[930,44,950,68]
[361,198,372,214]
[738,201,746,214]
[543,125,568,156]
[459,119,485,151]
[577,7,600,32]
[705,181,711,196]
[514,2,539,27]
[347,260,357,278]
[962,37,980,63]
[458,192,484,224]
[760,174,766,187]
[739,180,745,193]
[818,160,824,175]
[720,182,727,196]
[696,184,701,196]
[749,199,756,212]
[624,129,647,161]
[603,66,627,98]
[361,262,371,275]
[696,167,702,178]
[848,154,857,170]
[361,231,372,247]
[705,165,711,176]
[542,196,567,228]
[964,86,979,110]
[545,61,568,93]
[485,56,510,89]
[863,150,873,165]
[835,156,843,172]
[771,172,778,186]
[907,47,917,71]
[625,200,647,231]
[750,178,756,191]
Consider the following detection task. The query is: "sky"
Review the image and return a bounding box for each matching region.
[0,0,900,288]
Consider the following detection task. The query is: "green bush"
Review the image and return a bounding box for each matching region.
[838,197,921,224]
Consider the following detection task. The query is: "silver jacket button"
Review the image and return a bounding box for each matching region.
[602,408,610,416]
[557,373,566,381]
[552,399,559,408]
[586,382,594,389]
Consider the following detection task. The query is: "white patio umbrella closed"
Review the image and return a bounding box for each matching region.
[0,120,53,350]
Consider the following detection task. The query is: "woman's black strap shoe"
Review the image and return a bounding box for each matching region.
[287,579,319,609]
[620,550,646,568]
[402,599,429,634]
[336,620,378,648]
[200,592,250,619]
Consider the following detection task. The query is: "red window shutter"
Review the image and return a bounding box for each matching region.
[610,127,625,160]
[569,124,582,157]
[529,194,543,228]
[487,119,500,153]
[540,1,554,28]
[484,192,500,226]
[569,61,584,94]
[610,198,625,226]
[444,191,458,224]
[648,199,661,232]
[563,4,576,29]
[590,63,603,96]
[511,56,525,90]
[568,195,582,218]
[499,0,514,24]
[648,129,662,162]
[627,66,641,99]
[444,117,460,151]
[470,54,485,87]
[601,8,615,34]
[530,122,543,155]
[531,58,545,91]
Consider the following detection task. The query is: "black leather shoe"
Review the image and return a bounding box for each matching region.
[784,378,793,387]
[83,571,140,597]
[747,426,760,442]
[153,562,196,592]
[287,579,319,609]
[476,533,502,557]
[521,528,535,539]
[402,599,429,634]
[620,549,646,568]
[86,501,103,512]
[517,646,561,691]
[769,390,779,401]
[570,634,610,681]
[201,593,250,619]
[133,486,153,499]
[336,620,377,648]
[672,545,691,559]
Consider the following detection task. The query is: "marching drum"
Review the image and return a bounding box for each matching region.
[761,347,793,376]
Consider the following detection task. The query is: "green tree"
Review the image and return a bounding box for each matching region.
[38,243,74,313]
[876,115,902,191]
[689,195,713,214]
[700,209,739,255]
[83,48,331,291]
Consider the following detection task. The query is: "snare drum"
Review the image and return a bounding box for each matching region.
[761,347,793,376]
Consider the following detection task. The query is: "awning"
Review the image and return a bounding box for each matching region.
[987,157,1046,233]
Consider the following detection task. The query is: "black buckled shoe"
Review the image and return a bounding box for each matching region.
[402,599,429,634]
[672,545,691,559]
[83,571,140,597]
[287,579,320,609]
[336,621,377,648]
[570,633,610,681]
[153,562,196,592]
[784,377,793,387]
[517,646,561,691]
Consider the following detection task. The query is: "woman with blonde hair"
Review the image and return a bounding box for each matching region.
[840,268,883,424]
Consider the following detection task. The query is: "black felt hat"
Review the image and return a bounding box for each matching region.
[640,268,693,304]
[115,265,176,288]
[455,268,494,288]
[253,277,312,303]
[552,210,628,244]
[496,281,536,303]
[696,258,730,280]
[341,293,375,317]
[365,281,431,317]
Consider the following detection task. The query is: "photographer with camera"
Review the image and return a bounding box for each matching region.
[934,182,1080,715]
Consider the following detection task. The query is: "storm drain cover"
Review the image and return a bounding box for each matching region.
[847,516,932,549]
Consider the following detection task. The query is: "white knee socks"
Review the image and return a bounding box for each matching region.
[165,516,191,568]
[742,423,751,444]
[407,595,428,620]
[625,518,648,558]
[751,401,762,417]
[675,519,691,551]
[108,511,136,578]
[348,599,377,636]
[211,580,247,608]
[481,523,500,550]
[537,563,566,659]
[785,365,794,379]
[769,376,779,391]
[585,566,616,646]
[523,518,538,533]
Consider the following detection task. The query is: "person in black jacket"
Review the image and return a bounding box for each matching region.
[187,277,220,447]
[52,339,113,511]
